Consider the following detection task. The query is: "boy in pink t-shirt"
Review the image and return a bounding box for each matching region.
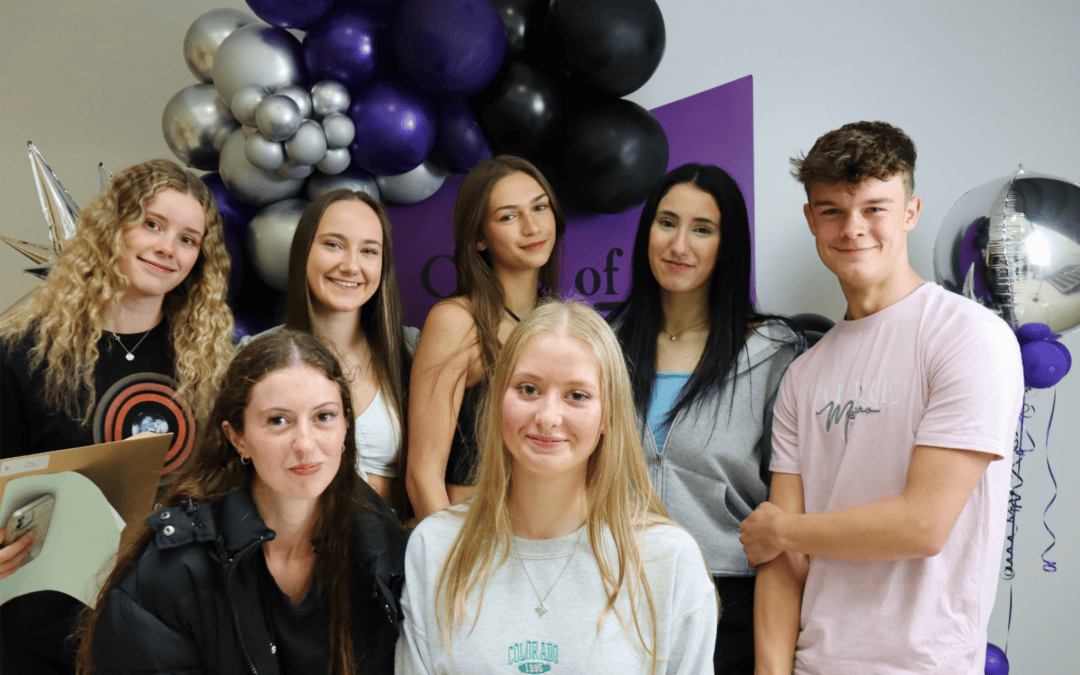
[739,121,1023,674]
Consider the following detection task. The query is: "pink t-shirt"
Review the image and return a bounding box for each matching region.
[771,283,1023,675]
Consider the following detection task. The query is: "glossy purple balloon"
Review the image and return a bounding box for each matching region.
[347,81,436,176]
[985,643,1009,675]
[1021,340,1072,389]
[202,172,258,297]
[246,0,334,29]
[392,0,506,97]
[438,102,492,173]
[1015,322,1056,345]
[303,7,383,91]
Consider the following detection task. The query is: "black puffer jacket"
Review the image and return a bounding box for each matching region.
[92,486,408,675]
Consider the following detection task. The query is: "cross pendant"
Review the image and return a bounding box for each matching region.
[535,603,548,617]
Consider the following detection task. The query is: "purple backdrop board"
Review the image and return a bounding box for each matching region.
[386,75,754,328]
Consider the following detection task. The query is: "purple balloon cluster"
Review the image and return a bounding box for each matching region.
[1016,323,1072,389]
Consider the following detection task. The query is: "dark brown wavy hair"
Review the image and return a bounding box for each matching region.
[75,330,376,675]
[791,120,917,198]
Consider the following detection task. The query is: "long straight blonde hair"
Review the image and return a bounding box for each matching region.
[435,300,671,673]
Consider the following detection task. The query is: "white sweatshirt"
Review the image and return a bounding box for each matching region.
[395,506,717,675]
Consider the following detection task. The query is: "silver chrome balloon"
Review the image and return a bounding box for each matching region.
[255,95,302,142]
[934,166,1080,334]
[310,80,351,118]
[321,113,356,149]
[218,128,304,206]
[307,170,380,201]
[276,161,315,179]
[231,85,269,127]
[375,160,448,204]
[244,132,286,171]
[183,8,258,83]
[275,84,313,120]
[284,120,328,166]
[162,84,239,171]
[246,198,310,291]
[315,148,352,175]
[211,25,304,107]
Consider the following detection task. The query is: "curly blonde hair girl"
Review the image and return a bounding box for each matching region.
[0,159,234,426]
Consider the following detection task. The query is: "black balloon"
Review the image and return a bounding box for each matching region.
[472,60,561,157]
[556,99,668,213]
[550,0,665,97]
[490,0,548,57]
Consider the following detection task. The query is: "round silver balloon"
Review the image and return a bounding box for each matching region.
[307,170,380,201]
[231,84,269,127]
[375,160,448,204]
[244,132,285,171]
[183,8,258,83]
[211,25,305,107]
[255,94,302,142]
[162,84,239,171]
[316,148,352,175]
[275,84,313,120]
[276,161,315,179]
[310,80,351,118]
[321,113,356,149]
[218,128,304,206]
[285,120,328,166]
[246,198,310,291]
[934,166,1080,334]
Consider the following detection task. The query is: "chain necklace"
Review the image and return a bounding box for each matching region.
[660,318,708,341]
[113,329,152,361]
[516,527,586,617]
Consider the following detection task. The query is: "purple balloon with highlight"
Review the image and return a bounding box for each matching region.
[1021,340,1072,389]
[303,7,383,91]
[984,643,1008,675]
[246,0,334,29]
[438,102,492,174]
[202,172,259,297]
[392,0,506,98]
[347,81,436,176]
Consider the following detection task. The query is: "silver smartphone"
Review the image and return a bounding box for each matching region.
[3,492,56,565]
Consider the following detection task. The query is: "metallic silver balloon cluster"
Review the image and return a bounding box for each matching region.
[934,166,1080,335]
[164,9,357,208]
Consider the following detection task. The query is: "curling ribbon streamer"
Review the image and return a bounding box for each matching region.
[1041,390,1058,573]
[1003,396,1036,654]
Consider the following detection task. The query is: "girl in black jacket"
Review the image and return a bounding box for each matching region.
[75,330,408,675]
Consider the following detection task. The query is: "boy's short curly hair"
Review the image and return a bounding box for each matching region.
[791,121,917,198]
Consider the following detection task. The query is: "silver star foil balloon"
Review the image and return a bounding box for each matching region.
[934,166,1080,334]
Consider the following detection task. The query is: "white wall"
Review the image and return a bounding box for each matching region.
[2,1,1078,671]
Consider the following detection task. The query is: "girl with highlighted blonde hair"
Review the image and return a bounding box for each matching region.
[396,301,717,675]
[1,159,234,674]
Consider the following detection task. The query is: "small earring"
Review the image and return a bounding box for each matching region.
[477,241,487,251]
[239,454,250,465]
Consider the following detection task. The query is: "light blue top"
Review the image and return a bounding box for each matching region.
[648,372,691,452]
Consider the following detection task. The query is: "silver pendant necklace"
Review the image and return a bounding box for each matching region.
[659,318,708,341]
[516,527,586,617]
[113,329,151,362]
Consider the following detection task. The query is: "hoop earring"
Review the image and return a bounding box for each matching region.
[239,454,250,465]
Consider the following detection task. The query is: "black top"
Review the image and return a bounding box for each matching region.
[446,383,484,486]
[0,320,195,476]
[257,556,331,675]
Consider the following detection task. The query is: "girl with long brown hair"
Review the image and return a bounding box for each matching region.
[405,156,565,520]
[74,330,407,675]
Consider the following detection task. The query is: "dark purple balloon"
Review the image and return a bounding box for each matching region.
[201,172,259,297]
[438,102,492,173]
[233,312,272,343]
[246,0,334,29]
[985,643,1009,675]
[347,81,436,175]
[1021,340,1072,389]
[1015,322,1056,345]
[392,0,506,97]
[303,7,383,91]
